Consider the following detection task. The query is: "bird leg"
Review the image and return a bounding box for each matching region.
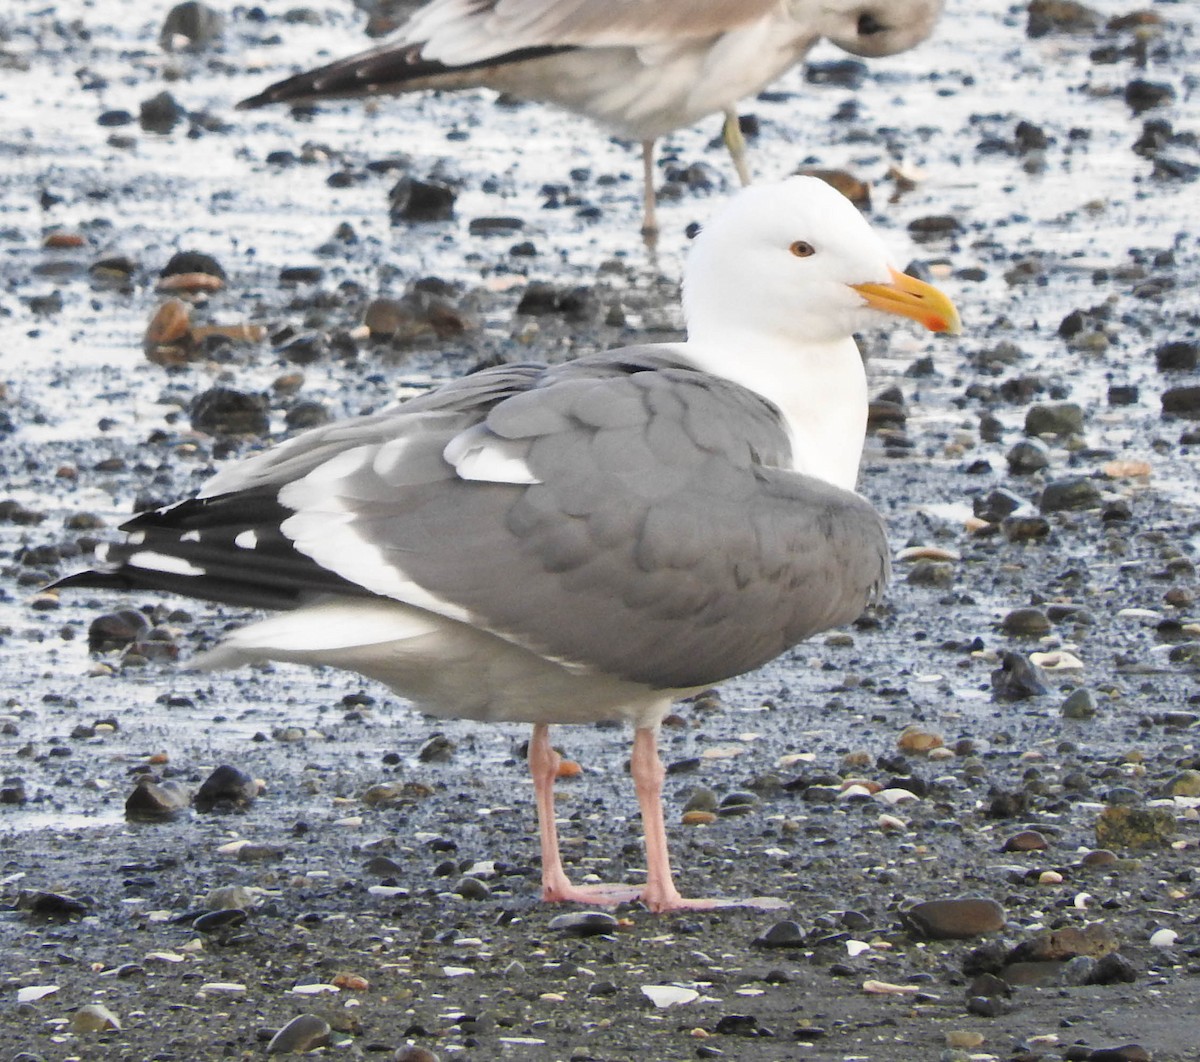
[529,722,641,906]
[640,139,659,241]
[722,107,753,186]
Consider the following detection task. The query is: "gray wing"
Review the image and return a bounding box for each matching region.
[65,350,888,690]
[237,0,783,107]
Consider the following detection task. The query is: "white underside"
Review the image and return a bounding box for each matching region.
[194,598,688,728]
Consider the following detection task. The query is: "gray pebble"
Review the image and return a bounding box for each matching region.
[901,897,1006,939]
[1025,401,1084,436]
[1062,687,1098,720]
[1006,438,1050,474]
[267,1014,331,1054]
[548,911,619,937]
[1039,476,1102,512]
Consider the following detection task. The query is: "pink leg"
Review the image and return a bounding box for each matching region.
[529,723,640,906]
[641,140,659,240]
[631,726,714,912]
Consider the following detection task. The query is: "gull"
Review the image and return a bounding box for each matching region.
[238,0,946,233]
[54,177,960,911]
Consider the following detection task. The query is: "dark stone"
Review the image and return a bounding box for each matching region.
[713,1014,763,1037]
[902,898,1006,939]
[973,488,1023,523]
[1124,79,1175,115]
[1027,0,1102,38]
[190,387,269,437]
[1025,401,1084,436]
[515,282,596,320]
[22,890,91,919]
[194,764,258,812]
[906,215,963,240]
[468,216,525,235]
[276,331,328,365]
[1006,438,1050,474]
[1154,340,1198,372]
[125,778,190,821]
[418,733,456,762]
[389,177,456,222]
[547,911,619,937]
[162,250,225,280]
[279,265,324,284]
[1162,385,1200,418]
[1001,515,1051,542]
[140,91,186,133]
[266,1014,332,1055]
[192,908,248,932]
[160,0,224,51]
[753,919,806,948]
[1039,476,1102,513]
[804,60,866,88]
[991,652,1048,700]
[88,608,150,652]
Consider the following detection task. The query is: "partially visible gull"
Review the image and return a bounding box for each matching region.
[238,0,946,233]
[54,177,960,911]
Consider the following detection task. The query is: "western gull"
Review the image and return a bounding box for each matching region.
[55,177,960,911]
[237,0,945,233]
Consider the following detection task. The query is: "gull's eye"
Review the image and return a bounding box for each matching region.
[857,12,886,35]
[790,240,815,258]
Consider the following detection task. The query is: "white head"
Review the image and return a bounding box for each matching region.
[682,176,959,347]
[798,0,945,58]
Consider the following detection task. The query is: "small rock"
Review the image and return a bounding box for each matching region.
[125,778,190,821]
[1001,607,1051,636]
[1027,0,1102,37]
[194,764,258,812]
[21,891,90,919]
[1002,829,1048,852]
[1149,927,1178,948]
[1162,769,1200,797]
[71,1003,121,1032]
[1007,922,1118,963]
[1001,514,1051,542]
[191,387,269,438]
[897,725,943,754]
[395,1048,441,1062]
[160,0,223,50]
[1025,401,1084,436]
[1125,79,1175,115]
[752,919,806,948]
[1085,1046,1150,1062]
[389,177,456,222]
[1162,385,1200,418]
[418,733,455,762]
[88,609,150,652]
[902,898,1006,939]
[267,1014,331,1054]
[1094,805,1176,849]
[1061,687,1098,720]
[547,911,619,937]
[453,876,491,901]
[192,908,248,933]
[1039,476,1102,512]
[991,652,1048,700]
[140,91,186,133]
[1154,340,1198,372]
[1006,438,1051,474]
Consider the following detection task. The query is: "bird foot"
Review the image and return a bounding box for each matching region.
[541,881,644,906]
[543,880,790,913]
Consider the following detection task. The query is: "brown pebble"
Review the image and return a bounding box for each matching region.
[1094,805,1176,849]
[681,810,717,826]
[1079,848,1119,867]
[903,897,1006,939]
[897,725,944,754]
[44,231,86,249]
[1007,922,1118,963]
[157,271,224,293]
[1002,829,1049,852]
[794,167,870,207]
[1001,607,1052,636]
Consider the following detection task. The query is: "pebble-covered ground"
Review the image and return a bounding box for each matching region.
[1,0,1199,1060]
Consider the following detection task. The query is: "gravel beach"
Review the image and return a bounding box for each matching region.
[1,1,1198,1059]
